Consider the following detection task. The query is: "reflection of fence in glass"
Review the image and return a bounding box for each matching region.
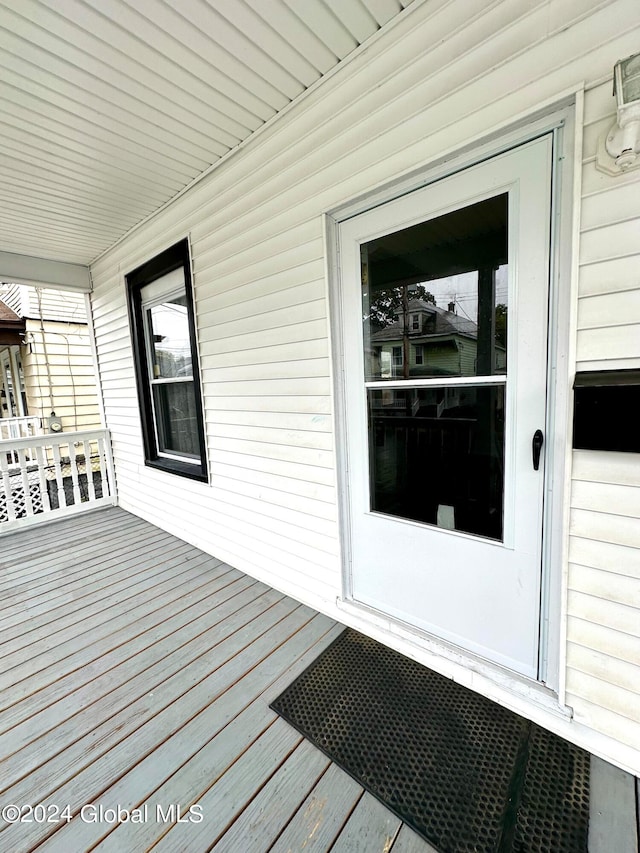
[368,386,505,541]
[153,382,199,457]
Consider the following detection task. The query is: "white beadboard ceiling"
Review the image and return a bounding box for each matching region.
[0,0,415,268]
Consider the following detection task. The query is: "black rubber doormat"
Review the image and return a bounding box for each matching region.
[270,629,589,853]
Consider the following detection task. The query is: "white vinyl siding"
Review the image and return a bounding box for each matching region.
[564,77,640,755]
[577,78,640,371]
[23,287,87,323]
[21,319,101,431]
[1,282,28,316]
[88,0,640,767]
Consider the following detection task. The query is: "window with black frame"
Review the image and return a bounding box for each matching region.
[127,240,207,481]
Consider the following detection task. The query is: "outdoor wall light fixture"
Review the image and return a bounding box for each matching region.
[597,52,640,175]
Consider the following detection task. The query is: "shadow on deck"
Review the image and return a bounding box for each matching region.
[0,507,435,853]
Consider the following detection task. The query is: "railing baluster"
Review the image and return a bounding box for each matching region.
[97,436,110,498]
[83,439,96,502]
[51,442,67,509]
[68,441,82,505]
[0,450,16,523]
[17,447,34,517]
[35,443,51,513]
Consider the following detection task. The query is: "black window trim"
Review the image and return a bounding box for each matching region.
[126,238,208,482]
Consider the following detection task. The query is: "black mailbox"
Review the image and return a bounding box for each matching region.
[573,370,640,453]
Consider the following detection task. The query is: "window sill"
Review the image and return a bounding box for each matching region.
[144,457,208,483]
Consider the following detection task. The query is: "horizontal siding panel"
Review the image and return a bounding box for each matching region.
[209,448,335,487]
[192,499,339,564]
[575,324,640,362]
[567,643,640,694]
[198,298,327,339]
[93,314,133,342]
[192,218,321,275]
[195,252,324,313]
[579,218,640,266]
[197,276,325,327]
[193,235,322,292]
[204,395,331,415]
[201,358,329,385]
[209,471,337,520]
[566,695,640,754]
[569,537,640,579]
[581,181,640,232]
[565,669,639,728]
[206,409,333,433]
[203,378,331,397]
[570,480,640,518]
[210,424,333,452]
[211,436,333,469]
[572,450,640,487]
[198,319,329,357]
[199,338,328,370]
[568,564,640,606]
[570,508,640,548]
[212,463,336,506]
[580,156,640,198]
[567,616,640,668]
[116,492,339,598]
[567,590,638,636]
[577,289,640,330]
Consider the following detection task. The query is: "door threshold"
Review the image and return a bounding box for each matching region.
[336,595,572,723]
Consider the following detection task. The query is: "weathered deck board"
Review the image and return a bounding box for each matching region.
[0,567,243,732]
[330,793,403,852]
[268,762,363,852]
[0,508,437,853]
[211,738,332,852]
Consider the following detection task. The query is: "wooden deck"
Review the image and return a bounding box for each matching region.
[0,507,436,853]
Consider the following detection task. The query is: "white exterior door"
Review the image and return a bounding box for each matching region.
[338,137,552,678]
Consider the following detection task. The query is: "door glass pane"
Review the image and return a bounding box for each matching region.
[152,381,200,457]
[362,194,508,381]
[368,385,505,541]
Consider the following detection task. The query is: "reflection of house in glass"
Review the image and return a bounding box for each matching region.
[366,295,507,541]
[369,298,506,379]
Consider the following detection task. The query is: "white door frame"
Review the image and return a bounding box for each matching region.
[326,103,577,702]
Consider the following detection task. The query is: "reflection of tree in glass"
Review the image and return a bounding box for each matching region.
[495,303,507,348]
[368,284,435,329]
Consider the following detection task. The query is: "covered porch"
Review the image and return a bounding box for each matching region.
[0,506,434,852]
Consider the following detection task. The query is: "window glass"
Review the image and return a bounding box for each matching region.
[361,194,508,381]
[146,296,193,380]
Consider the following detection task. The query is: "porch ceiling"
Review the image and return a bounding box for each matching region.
[0,0,415,269]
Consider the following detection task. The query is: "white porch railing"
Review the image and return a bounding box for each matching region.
[0,415,42,440]
[0,416,42,464]
[0,429,116,533]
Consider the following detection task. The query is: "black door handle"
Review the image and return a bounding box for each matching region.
[532,429,544,471]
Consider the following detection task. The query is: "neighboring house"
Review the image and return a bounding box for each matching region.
[0,284,101,433]
[369,298,506,379]
[0,0,638,783]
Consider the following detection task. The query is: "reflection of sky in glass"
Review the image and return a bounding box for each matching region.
[149,298,192,378]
